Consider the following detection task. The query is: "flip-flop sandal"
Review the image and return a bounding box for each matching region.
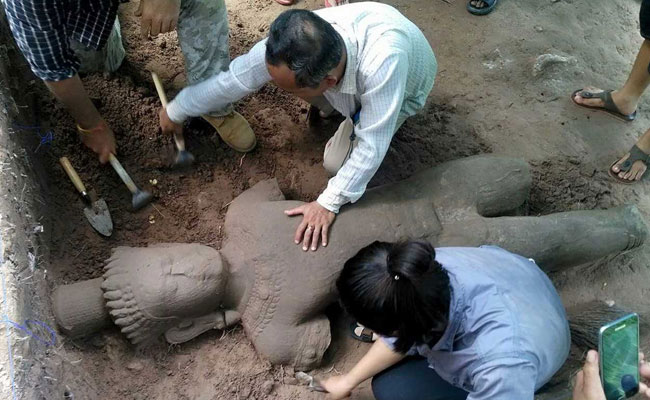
[608,144,650,184]
[274,0,294,5]
[467,0,498,15]
[571,89,637,122]
[349,322,378,343]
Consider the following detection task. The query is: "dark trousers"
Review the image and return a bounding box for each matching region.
[641,0,650,39]
[372,357,469,400]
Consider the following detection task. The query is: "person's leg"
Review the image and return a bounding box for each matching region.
[322,111,407,176]
[372,357,468,400]
[177,0,233,117]
[574,40,650,116]
[176,0,256,152]
[323,117,355,176]
[610,127,650,181]
[71,18,125,74]
[574,0,650,115]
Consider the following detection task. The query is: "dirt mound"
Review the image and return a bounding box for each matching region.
[529,157,641,215]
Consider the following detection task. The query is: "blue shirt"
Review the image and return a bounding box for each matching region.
[383,246,570,400]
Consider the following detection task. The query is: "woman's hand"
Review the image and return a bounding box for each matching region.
[321,375,356,399]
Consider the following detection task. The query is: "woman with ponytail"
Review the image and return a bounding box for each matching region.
[321,241,570,400]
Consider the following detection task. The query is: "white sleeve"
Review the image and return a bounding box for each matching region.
[317,51,408,213]
[166,39,272,123]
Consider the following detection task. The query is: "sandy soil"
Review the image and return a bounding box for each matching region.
[29,0,650,399]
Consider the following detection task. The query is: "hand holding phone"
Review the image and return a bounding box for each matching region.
[573,350,650,400]
[599,313,640,400]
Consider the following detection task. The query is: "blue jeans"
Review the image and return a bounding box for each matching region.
[372,357,469,400]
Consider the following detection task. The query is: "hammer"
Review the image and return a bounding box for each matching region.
[108,154,153,211]
[151,72,195,168]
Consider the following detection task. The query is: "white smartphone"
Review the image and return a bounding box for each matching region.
[598,313,640,400]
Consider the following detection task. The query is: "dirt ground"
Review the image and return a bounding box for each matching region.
[23,0,650,399]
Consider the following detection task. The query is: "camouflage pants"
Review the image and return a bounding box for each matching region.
[77,0,232,117]
[178,0,232,116]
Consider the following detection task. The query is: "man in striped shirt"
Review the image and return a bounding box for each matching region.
[5,0,255,163]
[160,3,437,251]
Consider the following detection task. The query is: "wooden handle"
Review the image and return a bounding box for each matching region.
[108,154,138,194]
[152,72,186,151]
[59,157,87,195]
[151,72,168,106]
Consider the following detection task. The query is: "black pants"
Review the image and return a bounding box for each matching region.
[641,0,650,39]
[372,357,469,400]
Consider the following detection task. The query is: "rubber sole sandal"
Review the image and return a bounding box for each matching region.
[467,0,498,15]
[608,144,650,184]
[274,0,293,5]
[349,322,378,343]
[571,89,637,122]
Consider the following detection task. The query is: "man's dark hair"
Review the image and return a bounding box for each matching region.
[336,241,451,354]
[265,9,344,89]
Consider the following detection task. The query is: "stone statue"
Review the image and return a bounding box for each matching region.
[53,156,648,370]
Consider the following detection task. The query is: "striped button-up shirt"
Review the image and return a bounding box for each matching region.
[5,0,122,81]
[166,2,437,213]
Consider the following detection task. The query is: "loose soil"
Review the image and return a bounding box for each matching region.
[24,0,650,399]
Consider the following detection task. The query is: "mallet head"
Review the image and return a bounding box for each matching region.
[174,150,195,168]
[132,190,153,211]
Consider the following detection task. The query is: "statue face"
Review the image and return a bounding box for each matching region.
[129,246,227,318]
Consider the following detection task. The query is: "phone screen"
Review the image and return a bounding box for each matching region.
[600,313,639,400]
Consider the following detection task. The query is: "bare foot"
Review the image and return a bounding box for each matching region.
[611,153,647,182]
[573,86,637,116]
[470,0,488,8]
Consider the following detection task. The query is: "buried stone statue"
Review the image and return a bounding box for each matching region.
[53,155,648,369]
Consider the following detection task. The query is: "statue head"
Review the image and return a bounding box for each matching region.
[102,244,229,344]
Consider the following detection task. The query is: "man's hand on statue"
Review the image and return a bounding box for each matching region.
[159,107,183,137]
[78,119,116,164]
[136,0,181,38]
[320,374,355,399]
[284,201,336,251]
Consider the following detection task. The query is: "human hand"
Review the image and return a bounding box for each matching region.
[320,375,355,399]
[136,0,181,38]
[284,201,335,251]
[639,352,650,397]
[78,119,116,164]
[573,350,605,400]
[159,107,183,137]
[574,350,650,400]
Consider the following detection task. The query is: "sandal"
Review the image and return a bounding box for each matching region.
[608,144,650,184]
[571,89,637,122]
[467,0,498,15]
[349,322,378,343]
[274,0,294,5]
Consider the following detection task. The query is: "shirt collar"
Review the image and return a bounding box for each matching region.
[432,270,464,351]
[329,24,357,95]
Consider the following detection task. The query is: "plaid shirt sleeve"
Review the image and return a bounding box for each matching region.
[4,0,120,82]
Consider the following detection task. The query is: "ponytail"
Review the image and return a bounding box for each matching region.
[337,241,451,353]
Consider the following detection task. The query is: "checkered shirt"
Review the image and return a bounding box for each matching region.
[4,0,121,81]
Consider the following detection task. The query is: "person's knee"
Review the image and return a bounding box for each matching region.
[371,375,394,400]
